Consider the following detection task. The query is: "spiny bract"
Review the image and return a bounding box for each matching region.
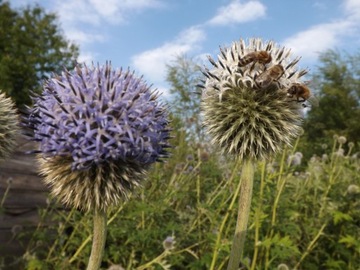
[200,38,305,161]
[26,63,171,211]
[0,91,19,160]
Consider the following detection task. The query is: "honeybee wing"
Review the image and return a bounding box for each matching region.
[306,95,319,107]
[255,64,284,89]
[301,95,319,108]
[300,80,319,108]
[255,72,273,88]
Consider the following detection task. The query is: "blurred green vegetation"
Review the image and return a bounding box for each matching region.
[300,49,360,160]
[9,123,360,270]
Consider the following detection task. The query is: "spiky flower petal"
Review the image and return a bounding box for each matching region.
[0,91,19,160]
[200,38,305,161]
[25,63,170,211]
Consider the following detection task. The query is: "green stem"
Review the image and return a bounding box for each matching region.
[250,161,266,270]
[87,209,107,270]
[209,158,242,270]
[265,149,287,269]
[227,159,254,270]
[0,177,12,208]
[70,204,125,264]
[294,223,327,269]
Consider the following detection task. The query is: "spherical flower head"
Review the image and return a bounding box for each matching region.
[26,63,170,211]
[200,38,305,161]
[0,91,19,160]
[337,136,347,145]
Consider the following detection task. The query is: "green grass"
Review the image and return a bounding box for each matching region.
[11,133,360,269]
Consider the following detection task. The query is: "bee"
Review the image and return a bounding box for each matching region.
[255,64,284,89]
[287,83,319,107]
[238,50,272,67]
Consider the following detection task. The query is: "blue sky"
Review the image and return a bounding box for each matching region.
[10,0,360,95]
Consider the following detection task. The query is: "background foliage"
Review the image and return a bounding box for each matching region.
[0,1,79,107]
[300,49,360,160]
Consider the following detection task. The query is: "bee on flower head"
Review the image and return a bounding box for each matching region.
[238,51,272,67]
[287,83,319,107]
[255,64,284,89]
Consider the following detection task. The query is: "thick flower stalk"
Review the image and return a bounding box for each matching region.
[24,63,170,270]
[199,38,306,270]
[0,91,19,160]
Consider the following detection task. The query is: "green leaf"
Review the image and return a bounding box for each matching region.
[332,211,353,225]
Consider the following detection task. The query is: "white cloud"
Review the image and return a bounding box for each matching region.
[88,0,164,24]
[78,51,98,64]
[65,29,105,44]
[51,0,165,64]
[207,0,266,26]
[283,20,352,60]
[55,1,101,26]
[283,0,360,63]
[343,0,360,18]
[131,26,206,83]
[54,0,164,25]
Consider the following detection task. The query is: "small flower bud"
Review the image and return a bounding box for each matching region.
[11,224,23,236]
[277,263,289,270]
[107,265,125,270]
[200,150,210,162]
[335,148,345,157]
[162,236,175,251]
[347,184,360,195]
[6,177,13,185]
[337,136,347,145]
[186,154,194,162]
[287,153,302,166]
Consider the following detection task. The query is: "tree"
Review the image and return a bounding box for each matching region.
[0,1,79,107]
[300,49,360,157]
[166,55,204,141]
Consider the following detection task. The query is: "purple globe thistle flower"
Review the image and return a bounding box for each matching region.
[25,63,170,211]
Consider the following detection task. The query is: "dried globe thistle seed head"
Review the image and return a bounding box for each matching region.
[25,63,171,211]
[0,91,19,160]
[200,38,305,161]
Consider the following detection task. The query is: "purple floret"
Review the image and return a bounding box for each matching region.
[27,63,170,170]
